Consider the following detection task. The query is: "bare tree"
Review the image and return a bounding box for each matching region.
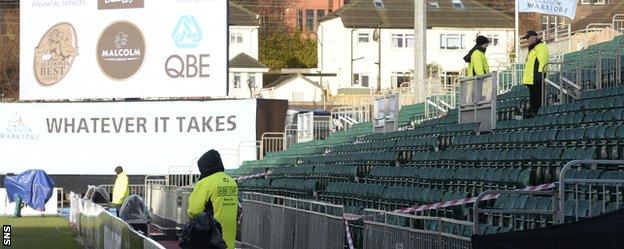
[232,0,299,34]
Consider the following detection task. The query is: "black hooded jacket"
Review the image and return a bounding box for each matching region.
[195,149,225,215]
[463,46,487,63]
[197,149,225,181]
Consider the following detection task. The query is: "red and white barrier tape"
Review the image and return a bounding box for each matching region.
[341,182,556,246]
[235,171,272,181]
[343,213,365,221]
[395,182,556,214]
[344,219,355,249]
[342,182,556,220]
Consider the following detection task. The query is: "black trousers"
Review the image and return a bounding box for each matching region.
[527,75,543,114]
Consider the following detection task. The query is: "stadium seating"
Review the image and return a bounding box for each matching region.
[234,35,624,237]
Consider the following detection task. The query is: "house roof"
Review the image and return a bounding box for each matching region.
[571,4,624,31]
[229,2,258,26]
[263,74,323,89]
[229,53,268,69]
[321,0,513,29]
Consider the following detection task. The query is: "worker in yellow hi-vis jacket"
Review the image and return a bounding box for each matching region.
[522,30,549,115]
[112,166,129,216]
[187,149,238,249]
[464,35,491,77]
[463,35,491,103]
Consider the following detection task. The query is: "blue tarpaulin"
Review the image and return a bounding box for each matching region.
[4,170,55,211]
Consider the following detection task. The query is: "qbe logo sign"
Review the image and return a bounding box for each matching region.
[2,225,10,246]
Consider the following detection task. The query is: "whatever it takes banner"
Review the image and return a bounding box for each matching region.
[20,0,228,101]
[518,0,578,20]
[0,100,258,174]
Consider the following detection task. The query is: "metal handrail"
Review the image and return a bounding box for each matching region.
[473,189,558,235]
[558,160,624,222]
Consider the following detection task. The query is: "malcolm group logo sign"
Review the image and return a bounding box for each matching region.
[97,21,146,80]
[20,0,228,100]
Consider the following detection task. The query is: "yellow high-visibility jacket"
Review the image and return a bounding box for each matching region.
[523,42,549,85]
[467,49,489,77]
[188,172,238,249]
[112,172,129,205]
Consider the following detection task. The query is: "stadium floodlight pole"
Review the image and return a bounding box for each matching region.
[414,0,426,102]
[515,0,520,63]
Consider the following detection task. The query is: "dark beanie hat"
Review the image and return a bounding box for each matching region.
[476,36,490,46]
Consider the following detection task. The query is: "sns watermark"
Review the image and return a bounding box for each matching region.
[2,225,10,246]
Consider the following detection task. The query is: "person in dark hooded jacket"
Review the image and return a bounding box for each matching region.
[187,149,238,249]
[464,35,491,77]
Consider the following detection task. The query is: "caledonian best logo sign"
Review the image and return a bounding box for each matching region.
[33,23,79,86]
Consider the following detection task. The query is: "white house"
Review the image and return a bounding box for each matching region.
[228,3,269,98]
[317,0,515,95]
[260,73,326,102]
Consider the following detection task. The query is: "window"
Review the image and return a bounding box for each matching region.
[485,34,499,46]
[428,0,440,9]
[452,0,464,9]
[247,73,256,88]
[306,9,315,31]
[406,34,414,48]
[392,72,411,88]
[541,16,561,30]
[373,0,384,9]
[392,33,414,48]
[358,32,370,43]
[233,73,241,89]
[361,75,370,87]
[440,34,465,49]
[392,34,404,48]
[317,10,325,20]
[230,33,243,44]
[581,0,605,4]
[353,74,370,87]
[297,10,303,29]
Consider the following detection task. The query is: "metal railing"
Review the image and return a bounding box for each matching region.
[69,192,164,249]
[458,73,497,131]
[614,14,624,34]
[496,64,524,94]
[259,132,286,159]
[145,175,168,188]
[363,209,472,249]
[97,184,147,198]
[313,116,332,140]
[542,62,581,106]
[167,165,195,187]
[145,184,183,227]
[473,190,558,235]
[239,192,345,249]
[330,105,371,132]
[558,160,624,223]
